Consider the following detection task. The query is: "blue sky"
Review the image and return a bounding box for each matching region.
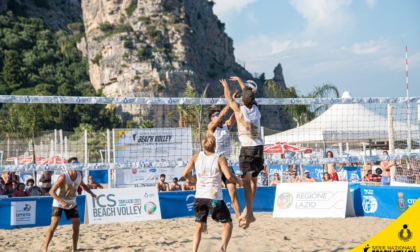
[213,0,420,98]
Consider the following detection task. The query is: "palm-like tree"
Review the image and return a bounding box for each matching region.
[264,80,339,126]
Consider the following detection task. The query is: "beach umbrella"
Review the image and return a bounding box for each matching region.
[263,142,313,154]
[6,155,45,164]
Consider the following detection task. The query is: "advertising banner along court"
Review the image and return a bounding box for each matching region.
[10,201,36,226]
[273,182,355,218]
[86,187,162,224]
[114,128,192,185]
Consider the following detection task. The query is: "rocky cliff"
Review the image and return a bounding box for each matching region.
[5,0,291,130]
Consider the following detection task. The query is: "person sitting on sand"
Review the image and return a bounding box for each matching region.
[182,134,243,252]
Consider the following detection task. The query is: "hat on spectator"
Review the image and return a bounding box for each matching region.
[304,170,309,173]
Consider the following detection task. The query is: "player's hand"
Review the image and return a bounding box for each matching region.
[229,76,241,82]
[219,79,228,87]
[61,201,69,208]
[237,177,244,187]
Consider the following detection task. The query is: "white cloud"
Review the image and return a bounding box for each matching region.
[271,40,317,54]
[366,0,377,8]
[351,40,388,55]
[289,0,353,34]
[212,0,257,17]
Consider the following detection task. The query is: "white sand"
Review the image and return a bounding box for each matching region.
[0,213,393,251]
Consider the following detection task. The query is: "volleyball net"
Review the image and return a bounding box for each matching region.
[0,94,420,184]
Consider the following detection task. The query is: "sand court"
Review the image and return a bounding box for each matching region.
[0,212,393,252]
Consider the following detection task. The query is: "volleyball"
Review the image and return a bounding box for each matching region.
[245,80,258,93]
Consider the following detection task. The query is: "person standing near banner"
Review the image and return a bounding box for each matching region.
[182,134,243,252]
[220,77,264,229]
[207,91,241,222]
[380,151,395,186]
[43,157,97,252]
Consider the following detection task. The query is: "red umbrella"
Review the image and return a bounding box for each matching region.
[263,143,284,154]
[264,142,312,154]
[41,156,68,164]
[6,155,45,164]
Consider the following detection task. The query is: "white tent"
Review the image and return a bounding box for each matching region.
[265,92,418,145]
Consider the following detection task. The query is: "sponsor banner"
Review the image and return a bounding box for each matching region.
[114,128,192,186]
[273,182,353,218]
[352,198,420,251]
[115,166,184,185]
[86,188,161,224]
[10,201,36,225]
[114,128,192,162]
[357,185,420,219]
[343,166,362,182]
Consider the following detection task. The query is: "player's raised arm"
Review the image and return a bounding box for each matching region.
[220,79,240,113]
[230,76,246,90]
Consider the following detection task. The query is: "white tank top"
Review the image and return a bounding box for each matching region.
[238,105,263,146]
[214,124,232,158]
[52,171,82,209]
[195,151,222,200]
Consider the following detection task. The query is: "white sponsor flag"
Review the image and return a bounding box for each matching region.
[11,201,37,225]
[273,182,355,218]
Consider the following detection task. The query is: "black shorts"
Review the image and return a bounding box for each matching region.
[239,145,264,177]
[194,198,232,223]
[221,166,236,186]
[51,206,80,220]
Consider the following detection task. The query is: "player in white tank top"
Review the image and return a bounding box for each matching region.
[207,101,242,221]
[220,76,264,230]
[182,134,243,252]
[43,157,98,252]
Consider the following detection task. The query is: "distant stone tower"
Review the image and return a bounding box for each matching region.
[0,0,8,12]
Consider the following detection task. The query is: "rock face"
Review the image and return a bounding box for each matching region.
[7,0,291,130]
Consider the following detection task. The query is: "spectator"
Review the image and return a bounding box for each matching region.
[289,170,300,183]
[260,165,269,186]
[0,178,6,195]
[12,183,29,197]
[324,151,344,181]
[11,180,18,191]
[26,178,44,196]
[182,179,196,191]
[87,176,104,189]
[2,182,14,197]
[380,151,395,186]
[395,167,410,183]
[170,177,182,191]
[2,172,20,183]
[156,174,170,192]
[270,173,281,186]
[363,170,374,182]
[322,172,332,182]
[39,171,54,193]
[302,170,317,182]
